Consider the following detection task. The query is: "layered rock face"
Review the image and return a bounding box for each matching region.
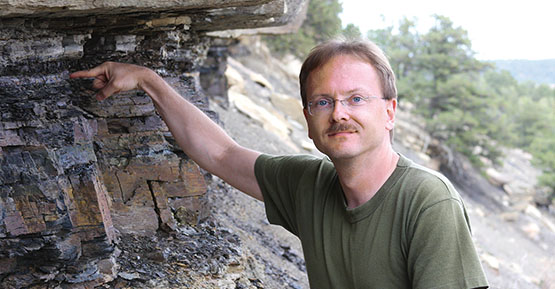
[0,0,306,287]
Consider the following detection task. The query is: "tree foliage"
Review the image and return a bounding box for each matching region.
[263,0,343,58]
[342,23,362,40]
[368,16,555,197]
[369,16,505,162]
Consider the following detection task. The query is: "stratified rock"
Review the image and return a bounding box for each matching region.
[0,0,307,287]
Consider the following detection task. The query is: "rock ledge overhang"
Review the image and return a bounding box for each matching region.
[0,0,307,34]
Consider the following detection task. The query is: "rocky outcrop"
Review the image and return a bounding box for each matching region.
[0,0,306,287]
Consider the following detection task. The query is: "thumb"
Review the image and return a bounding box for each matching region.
[95,79,121,101]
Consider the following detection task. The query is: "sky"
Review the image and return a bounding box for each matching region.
[340,0,555,60]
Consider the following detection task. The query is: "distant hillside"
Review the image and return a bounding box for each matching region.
[490,59,555,85]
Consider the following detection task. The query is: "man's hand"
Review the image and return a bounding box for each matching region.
[70,62,150,101]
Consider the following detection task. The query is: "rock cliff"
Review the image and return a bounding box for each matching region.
[0,1,306,287]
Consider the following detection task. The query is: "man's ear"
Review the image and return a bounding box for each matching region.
[303,108,313,139]
[385,99,397,131]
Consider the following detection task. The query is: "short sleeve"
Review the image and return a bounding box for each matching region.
[254,154,323,236]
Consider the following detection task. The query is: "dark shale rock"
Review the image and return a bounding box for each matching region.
[0,0,307,287]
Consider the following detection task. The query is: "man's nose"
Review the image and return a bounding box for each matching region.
[330,100,350,122]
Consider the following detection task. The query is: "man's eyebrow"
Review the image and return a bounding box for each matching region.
[308,88,371,100]
[346,88,370,95]
[308,93,332,99]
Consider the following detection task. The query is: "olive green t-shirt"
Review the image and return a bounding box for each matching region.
[255,153,489,289]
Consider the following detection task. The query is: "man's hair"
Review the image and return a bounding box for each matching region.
[299,39,397,108]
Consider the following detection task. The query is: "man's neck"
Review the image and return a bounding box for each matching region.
[332,146,399,209]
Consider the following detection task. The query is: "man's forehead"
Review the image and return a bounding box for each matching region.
[306,55,378,89]
[306,54,380,90]
[307,54,378,86]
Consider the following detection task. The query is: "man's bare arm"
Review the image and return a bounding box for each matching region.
[70,62,263,201]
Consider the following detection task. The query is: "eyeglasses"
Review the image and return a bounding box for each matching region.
[307,95,385,116]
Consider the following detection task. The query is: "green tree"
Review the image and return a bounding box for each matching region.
[263,0,343,58]
[342,23,362,40]
[483,67,555,196]
[416,16,490,115]
[531,134,555,190]
[368,17,420,80]
[368,16,508,166]
[367,15,555,198]
[509,86,555,195]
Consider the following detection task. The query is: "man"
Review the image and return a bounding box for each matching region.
[71,39,489,288]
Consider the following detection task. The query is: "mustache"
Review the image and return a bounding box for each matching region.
[325,123,358,134]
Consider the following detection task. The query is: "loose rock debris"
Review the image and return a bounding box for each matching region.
[102,219,258,288]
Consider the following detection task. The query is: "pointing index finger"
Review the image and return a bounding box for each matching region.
[69,65,106,79]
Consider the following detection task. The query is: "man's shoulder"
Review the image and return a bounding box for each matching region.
[397,155,462,202]
[257,153,333,170]
[257,153,325,162]
[255,153,336,180]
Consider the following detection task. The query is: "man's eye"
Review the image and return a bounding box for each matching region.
[350,95,366,105]
[317,99,331,106]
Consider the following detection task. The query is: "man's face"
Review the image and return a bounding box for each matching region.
[303,54,396,161]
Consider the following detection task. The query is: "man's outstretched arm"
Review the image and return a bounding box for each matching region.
[71,62,263,201]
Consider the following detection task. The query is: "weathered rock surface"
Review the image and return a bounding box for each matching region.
[0,0,306,287]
